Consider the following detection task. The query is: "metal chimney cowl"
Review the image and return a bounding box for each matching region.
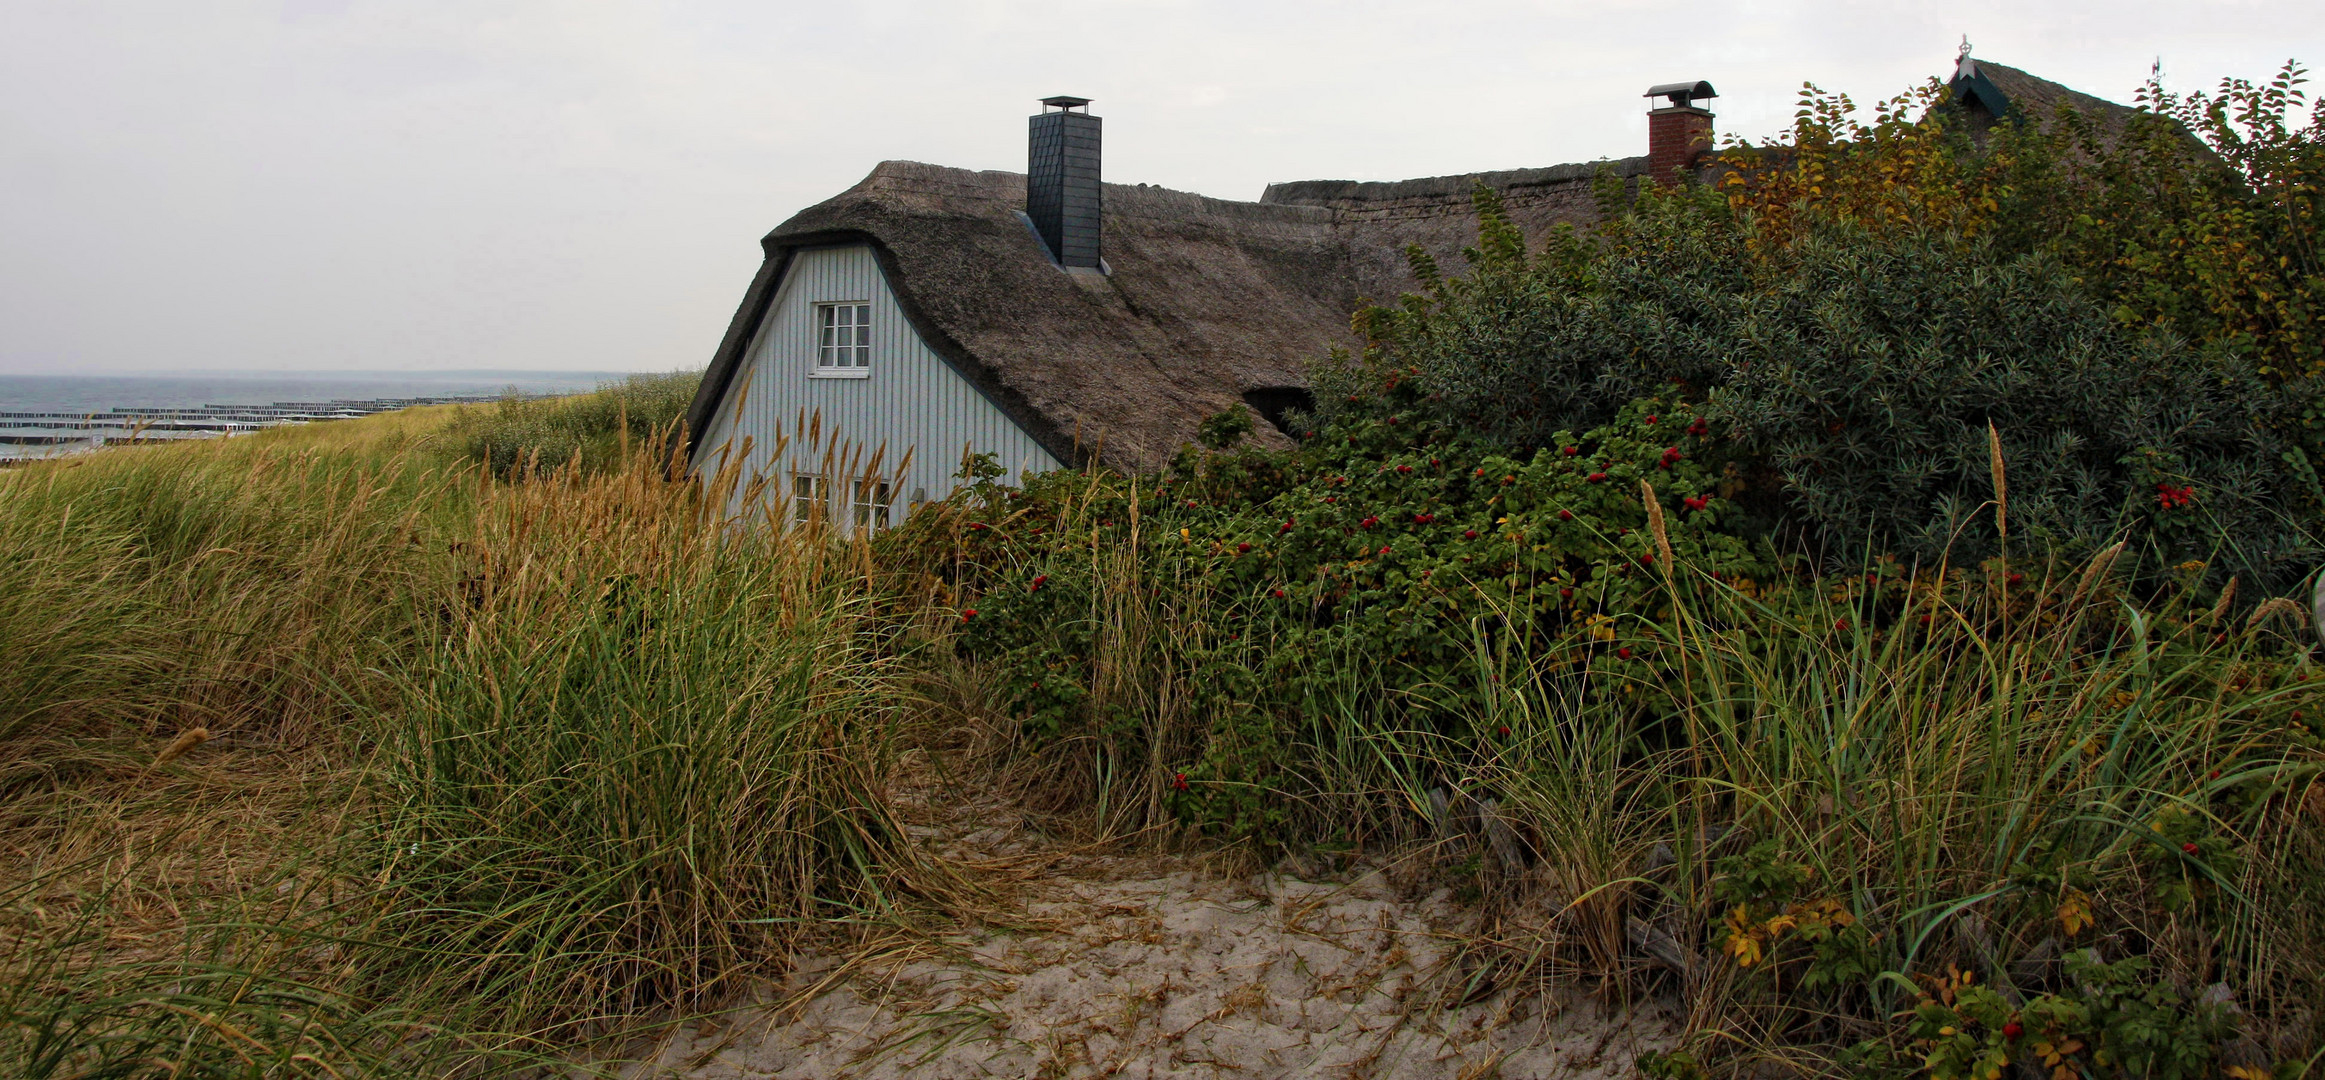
[1028,96,1102,269]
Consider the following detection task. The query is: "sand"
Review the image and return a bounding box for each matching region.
[621,755,1675,1080]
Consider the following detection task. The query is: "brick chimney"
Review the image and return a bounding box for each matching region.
[1028,96,1102,269]
[1644,80,1718,187]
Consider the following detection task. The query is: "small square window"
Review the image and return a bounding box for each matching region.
[852,479,892,531]
[816,302,872,371]
[791,473,829,526]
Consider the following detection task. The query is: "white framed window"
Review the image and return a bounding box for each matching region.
[852,479,892,531]
[814,302,872,376]
[791,473,829,527]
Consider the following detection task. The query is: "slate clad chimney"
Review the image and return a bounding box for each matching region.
[1643,80,1717,187]
[1028,96,1102,268]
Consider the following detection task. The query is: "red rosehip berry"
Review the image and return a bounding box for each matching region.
[2182,841,2200,855]
[1464,529,1478,539]
[1397,464,1412,473]
[1280,519,1296,533]
[1617,647,1633,659]
[1378,546,1392,556]
[1414,513,1433,524]
[1562,445,1580,456]
[1360,516,1378,529]
[1272,588,1286,598]
[2207,769,2220,780]
[2002,1021,2024,1040]
[1496,726,1511,736]
[960,609,977,622]
[1559,587,1573,598]
[1030,575,1047,591]
[1639,553,1655,566]
[1559,509,1574,520]
[1173,772,1189,791]
[1588,472,1607,483]
[1644,415,1658,425]
[1236,542,1251,553]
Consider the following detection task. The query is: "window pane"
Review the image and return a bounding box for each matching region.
[855,305,870,326]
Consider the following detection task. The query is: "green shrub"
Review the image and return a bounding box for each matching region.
[1323,185,2317,595]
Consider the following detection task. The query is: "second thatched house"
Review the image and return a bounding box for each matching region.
[683,56,2132,529]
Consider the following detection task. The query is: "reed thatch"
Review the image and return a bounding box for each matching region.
[1950,58,2144,137]
[684,155,1664,473]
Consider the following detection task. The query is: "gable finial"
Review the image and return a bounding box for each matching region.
[1957,35,1972,63]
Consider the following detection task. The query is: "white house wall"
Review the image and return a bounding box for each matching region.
[695,244,1064,521]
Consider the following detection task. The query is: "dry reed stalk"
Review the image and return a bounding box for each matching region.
[2246,596,2306,630]
[2072,540,2126,604]
[1639,481,1673,583]
[1987,421,2008,545]
[2210,576,2239,625]
[149,728,209,768]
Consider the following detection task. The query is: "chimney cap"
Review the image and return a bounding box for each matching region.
[1040,95,1093,113]
[1645,80,1718,109]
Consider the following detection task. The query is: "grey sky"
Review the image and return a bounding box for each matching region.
[3,1,2317,375]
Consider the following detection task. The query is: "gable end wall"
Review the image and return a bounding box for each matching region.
[694,244,1064,516]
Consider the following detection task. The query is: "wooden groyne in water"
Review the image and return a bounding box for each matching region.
[0,393,520,461]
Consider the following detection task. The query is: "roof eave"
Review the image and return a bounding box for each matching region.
[683,227,1089,475]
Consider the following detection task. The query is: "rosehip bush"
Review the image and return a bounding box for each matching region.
[1312,166,2319,599]
[949,386,1765,845]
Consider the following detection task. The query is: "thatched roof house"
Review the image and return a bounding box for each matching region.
[685,60,2133,523]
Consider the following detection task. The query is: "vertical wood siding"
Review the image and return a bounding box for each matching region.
[695,244,1063,522]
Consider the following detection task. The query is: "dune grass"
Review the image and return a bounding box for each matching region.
[444,370,700,479]
[0,408,943,1076]
[7,398,2319,1076]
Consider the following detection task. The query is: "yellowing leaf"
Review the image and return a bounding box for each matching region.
[2058,889,2094,936]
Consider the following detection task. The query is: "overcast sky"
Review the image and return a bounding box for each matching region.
[3,1,2318,376]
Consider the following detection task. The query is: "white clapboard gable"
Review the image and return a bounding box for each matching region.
[694,244,1064,523]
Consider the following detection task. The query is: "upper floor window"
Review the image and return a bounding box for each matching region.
[815,302,871,375]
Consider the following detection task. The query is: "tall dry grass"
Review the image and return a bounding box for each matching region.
[360,439,946,1040]
[0,413,948,1076]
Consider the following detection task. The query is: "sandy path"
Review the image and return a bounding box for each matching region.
[625,753,1674,1079]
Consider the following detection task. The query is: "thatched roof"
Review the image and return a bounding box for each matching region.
[1949,58,2143,135]
[1263,158,1655,304]
[684,158,1664,473]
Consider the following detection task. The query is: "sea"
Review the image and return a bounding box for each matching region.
[0,371,630,416]
[0,370,637,461]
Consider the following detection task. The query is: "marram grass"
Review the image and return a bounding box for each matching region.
[0,412,948,1076]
